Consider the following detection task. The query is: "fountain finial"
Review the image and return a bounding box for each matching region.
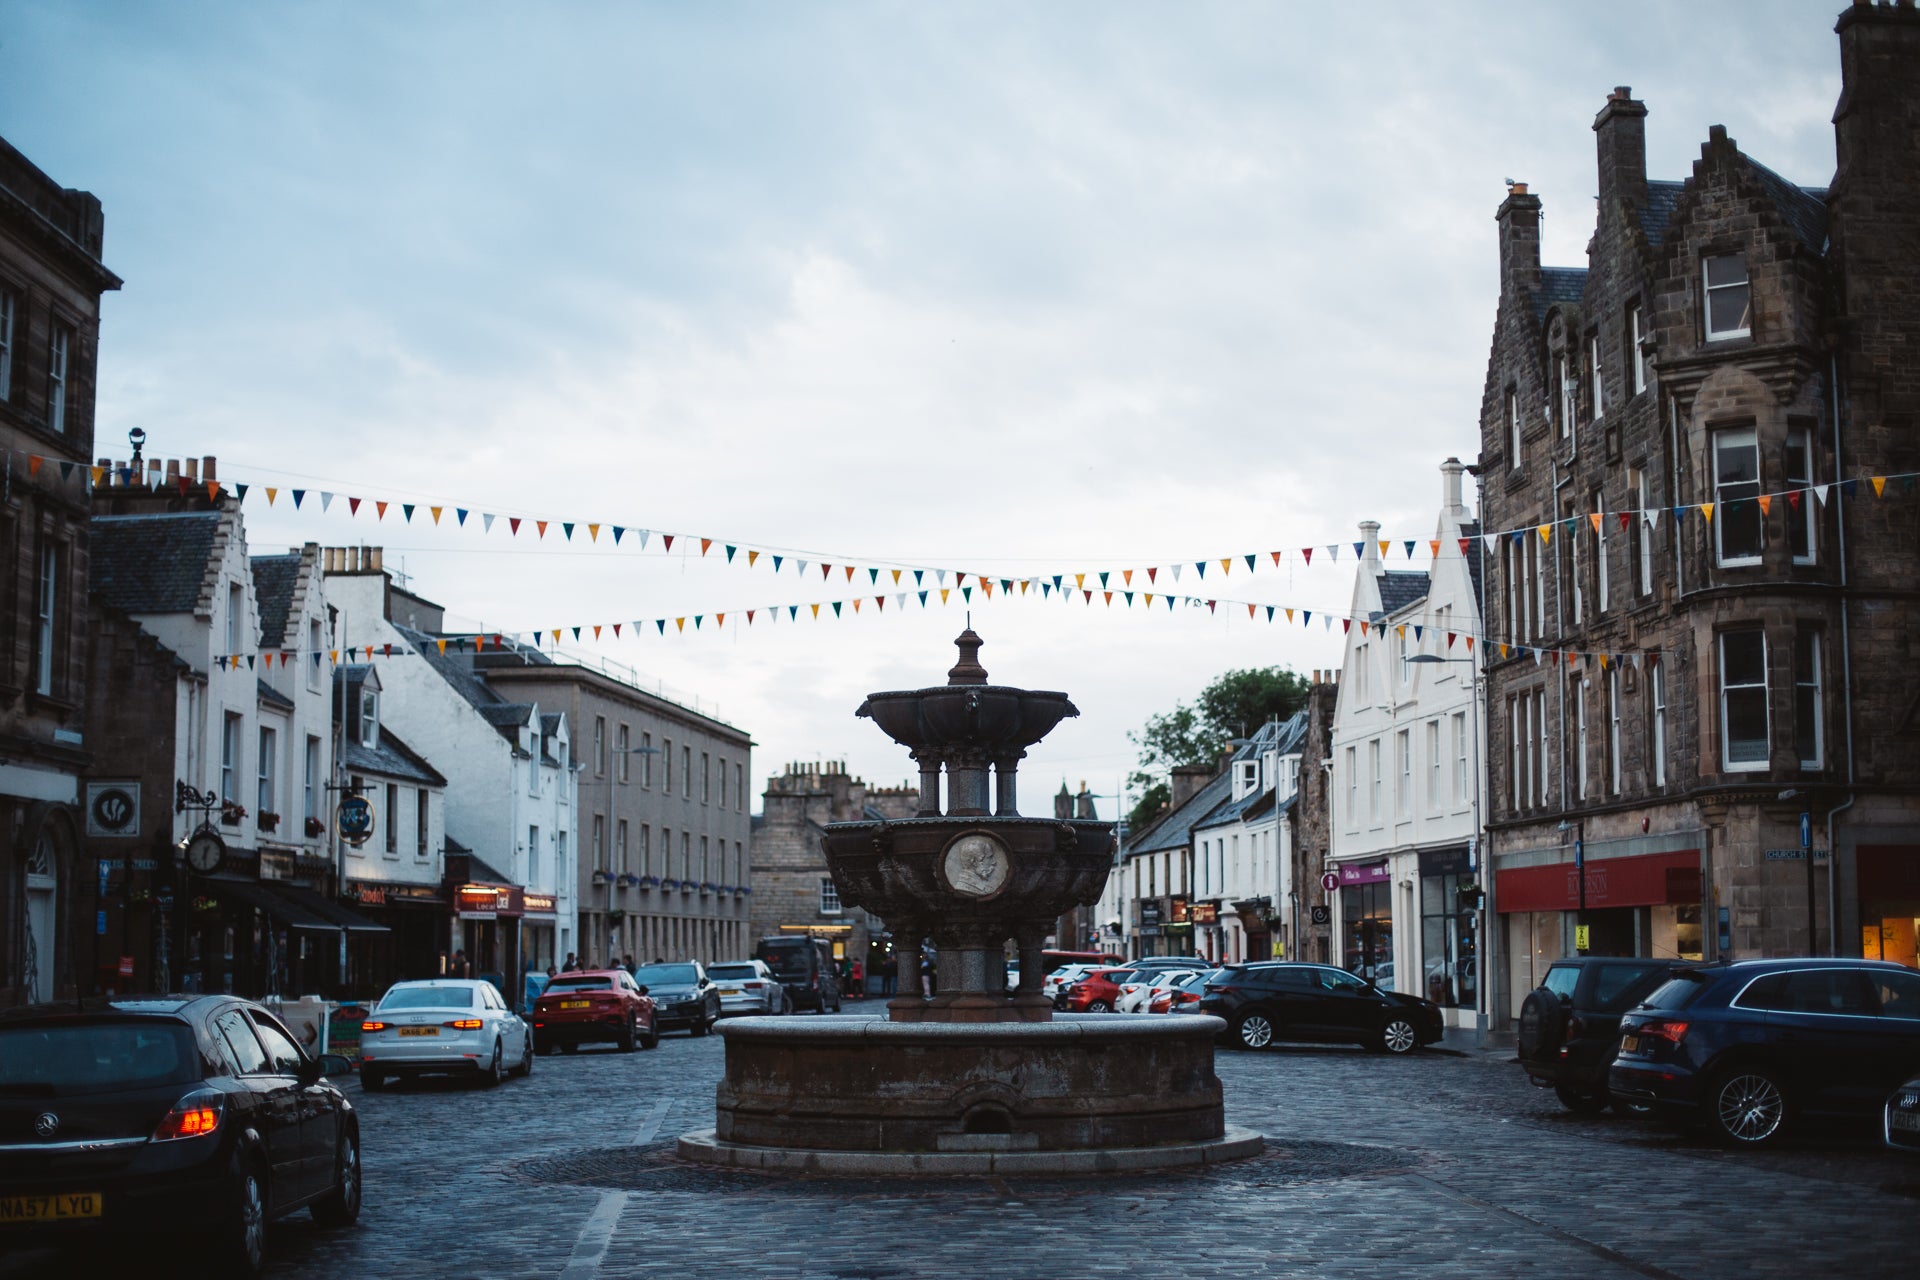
[946,629,989,686]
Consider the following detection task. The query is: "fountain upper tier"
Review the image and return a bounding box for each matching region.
[855,629,1077,817]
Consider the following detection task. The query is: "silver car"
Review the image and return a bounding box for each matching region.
[708,960,787,1016]
[358,979,534,1089]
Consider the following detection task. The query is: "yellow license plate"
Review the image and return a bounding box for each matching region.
[0,1193,102,1223]
[1620,1034,1640,1054]
[718,988,741,996]
[1894,1110,1920,1133]
[560,1000,591,1009]
[398,1026,439,1037]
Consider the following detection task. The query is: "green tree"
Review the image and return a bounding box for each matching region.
[1126,666,1309,832]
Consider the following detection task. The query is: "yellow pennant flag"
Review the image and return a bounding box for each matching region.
[437,639,448,655]
[1588,513,1602,533]
[676,617,687,631]
[1538,524,1552,545]
[1429,539,1440,558]
[1699,502,1714,523]
[890,568,899,583]
[1756,495,1771,516]
[1500,643,1510,658]
[330,650,339,663]
[810,605,820,619]
[1219,559,1231,575]
[1075,574,1085,590]
[1873,476,1887,498]
[1379,540,1391,557]
[1019,580,1029,594]
[431,506,444,524]
[90,465,105,485]
[551,629,562,642]
[1145,593,1154,606]
[1599,653,1609,669]
[940,589,950,604]
[587,523,599,541]
[1285,608,1294,623]
[1397,624,1406,639]
[265,487,278,505]
[748,550,760,567]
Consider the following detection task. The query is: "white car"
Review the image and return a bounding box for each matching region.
[1116,970,1202,1014]
[358,979,534,1090]
[709,960,788,1016]
[1044,964,1098,1005]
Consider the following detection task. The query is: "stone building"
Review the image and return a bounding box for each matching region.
[1285,673,1340,966]
[750,762,916,988]
[0,136,119,1006]
[1476,2,1920,1020]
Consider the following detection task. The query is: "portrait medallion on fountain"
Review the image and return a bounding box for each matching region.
[941,832,1012,898]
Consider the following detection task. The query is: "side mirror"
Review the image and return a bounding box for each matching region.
[636,985,649,996]
[318,1053,353,1078]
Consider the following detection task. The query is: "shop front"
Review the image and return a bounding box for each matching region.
[1336,861,1392,986]
[1497,849,1703,1018]
[1418,846,1478,1020]
[345,880,447,994]
[523,892,559,975]
[1859,845,1920,968]
[454,881,525,1004]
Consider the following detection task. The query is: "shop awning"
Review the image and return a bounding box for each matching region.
[213,879,390,934]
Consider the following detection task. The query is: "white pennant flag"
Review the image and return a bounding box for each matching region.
[1482,532,1499,553]
[1327,545,1339,561]
[636,529,650,549]
[1644,507,1661,530]
[1171,564,1182,582]
[320,492,335,512]
[1533,648,1543,666]
[1813,483,1830,507]
[936,570,947,586]
[482,513,495,532]
[1323,614,1333,631]
[895,592,907,608]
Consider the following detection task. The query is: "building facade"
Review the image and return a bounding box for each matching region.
[0,137,119,1006]
[1284,673,1340,966]
[1477,5,1920,1021]
[1328,460,1488,1025]
[1191,716,1308,965]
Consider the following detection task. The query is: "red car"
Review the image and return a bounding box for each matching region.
[532,969,658,1052]
[1063,967,1136,1013]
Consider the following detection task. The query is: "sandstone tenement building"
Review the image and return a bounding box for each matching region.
[1478,0,1920,1017]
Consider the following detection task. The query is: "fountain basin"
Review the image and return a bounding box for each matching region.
[822,816,1114,926]
[700,1014,1227,1151]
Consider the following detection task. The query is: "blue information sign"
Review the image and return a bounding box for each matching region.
[336,795,375,847]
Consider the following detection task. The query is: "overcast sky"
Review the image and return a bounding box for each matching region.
[4,2,1839,813]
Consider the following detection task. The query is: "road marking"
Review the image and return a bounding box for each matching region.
[634,1097,671,1146]
[559,1190,629,1280]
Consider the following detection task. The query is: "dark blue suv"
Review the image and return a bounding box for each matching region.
[1609,959,1920,1147]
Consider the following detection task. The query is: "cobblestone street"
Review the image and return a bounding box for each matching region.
[7,1011,1918,1279]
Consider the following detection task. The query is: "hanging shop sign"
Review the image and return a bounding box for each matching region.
[336,795,375,847]
[85,782,141,839]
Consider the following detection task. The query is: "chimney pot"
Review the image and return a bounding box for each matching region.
[203,456,217,482]
[1509,181,1527,196]
[165,458,180,482]
[184,458,199,485]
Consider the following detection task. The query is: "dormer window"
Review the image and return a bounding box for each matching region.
[1236,760,1259,794]
[1704,254,1751,341]
[358,688,378,747]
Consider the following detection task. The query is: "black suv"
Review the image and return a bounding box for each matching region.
[1610,958,1920,1147]
[0,995,360,1276]
[1199,963,1444,1054]
[1516,956,1689,1113]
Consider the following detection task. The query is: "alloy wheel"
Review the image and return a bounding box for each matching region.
[1237,1013,1274,1050]
[1716,1072,1785,1144]
[338,1137,360,1215]
[240,1170,266,1270]
[1381,1018,1417,1055]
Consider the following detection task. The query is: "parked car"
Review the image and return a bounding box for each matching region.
[0,994,360,1277]
[1151,969,1219,1014]
[1062,967,1137,1013]
[1888,1072,1920,1153]
[1516,956,1689,1113]
[708,960,788,1017]
[753,936,843,1013]
[1200,962,1444,1054]
[360,979,534,1088]
[1117,969,1202,1014]
[1120,956,1212,979]
[531,969,659,1052]
[1045,964,1099,1007]
[1610,958,1920,1147]
[632,961,723,1035]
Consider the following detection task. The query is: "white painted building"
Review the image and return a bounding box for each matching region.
[322,549,575,989]
[1328,459,1488,1025]
[1191,715,1309,963]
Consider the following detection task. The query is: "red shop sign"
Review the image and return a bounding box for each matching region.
[1496,850,1701,914]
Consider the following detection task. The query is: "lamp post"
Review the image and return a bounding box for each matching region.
[1406,652,1490,1041]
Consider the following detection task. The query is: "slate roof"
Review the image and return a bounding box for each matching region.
[1638,180,1685,247]
[1129,769,1232,855]
[341,725,447,787]
[1747,159,1828,252]
[395,623,542,747]
[250,555,300,649]
[90,513,220,615]
[1461,521,1485,618]
[256,679,294,711]
[1530,266,1589,324]
[539,713,564,767]
[1377,570,1430,618]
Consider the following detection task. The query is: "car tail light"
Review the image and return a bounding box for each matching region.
[152,1089,225,1142]
[1638,1019,1689,1046]
[811,975,820,990]
[361,1020,387,1032]
[445,1019,485,1030]
[745,982,764,990]
[1566,1016,1585,1040]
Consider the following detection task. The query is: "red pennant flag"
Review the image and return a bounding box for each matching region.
[701,538,712,555]
[382,643,392,658]
[662,534,674,551]
[1618,511,1633,533]
[821,564,832,580]
[27,455,44,478]
[1302,547,1314,565]
[1458,538,1471,556]
[1446,632,1457,648]
[349,497,362,516]
[1787,491,1802,511]
[509,517,522,535]
[1206,600,1217,614]
[1342,619,1351,633]
[612,624,622,637]
[1147,567,1158,583]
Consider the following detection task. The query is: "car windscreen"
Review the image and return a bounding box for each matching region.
[1591,963,1670,1010]
[634,964,699,985]
[543,977,616,993]
[0,1022,199,1096]
[707,965,758,980]
[1541,965,1581,1001]
[1640,973,1708,1011]
[757,946,814,974]
[377,987,477,1011]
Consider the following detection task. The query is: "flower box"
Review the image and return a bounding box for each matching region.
[257,812,281,833]
[304,817,327,838]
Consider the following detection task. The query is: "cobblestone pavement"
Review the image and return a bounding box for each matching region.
[6,1009,1918,1279]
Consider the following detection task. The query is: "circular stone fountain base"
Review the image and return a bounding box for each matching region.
[679,1013,1260,1175]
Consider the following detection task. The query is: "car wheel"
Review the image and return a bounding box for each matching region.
[514,1032,535,1078]
[1709,1067,1789,1147]
[1554,1085,1610,1114]
[618,1016,637,1053]
[483,1039,505,1086]
[641,1020,660,1050]
[1378,1017,1419,1056]
[1234,1011,1274,1050]
[1086,999,1112,1013]
[360,1069,384,1092]
[1517,987,1566,1061]
[310,1130,361,1228]
[211,1161,268,1278]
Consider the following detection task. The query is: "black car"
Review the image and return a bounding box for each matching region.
[1610,958,1920,1147]
[1516,956,1689,1113]
[630,961,722,1036]
[753,937,843,1013]
[0,995,360,1276]
[1888,1073,1920,1153]
[1199,962,1444,1054]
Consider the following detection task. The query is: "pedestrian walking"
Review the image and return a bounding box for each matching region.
[447,949,472,980]
[623,954,637,976]
[562,952,580,972]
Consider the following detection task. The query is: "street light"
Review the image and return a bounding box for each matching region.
[1406,653,1490,1038]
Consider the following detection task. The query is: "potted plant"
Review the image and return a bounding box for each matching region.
[257,811,281,833]
[607,908,627,925]
[304,816,327,838]
[591,869,610,886]
[220,801,248,827]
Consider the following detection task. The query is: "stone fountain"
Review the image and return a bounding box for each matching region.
[678,632,1260,1173]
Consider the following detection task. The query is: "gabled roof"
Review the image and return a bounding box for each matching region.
[1638,180,1685,248]
[1746,159,1828,253]
[1376,570,1430,618]
[90,512,221,615]
[1530,266,1589,324]
[341,724,448,788]
[256,679,294,711]
[1130,770,1232,855]
[250,554,301,649]
[395,623,506,713]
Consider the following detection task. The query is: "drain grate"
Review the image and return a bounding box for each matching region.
[512,1137,1415,1198]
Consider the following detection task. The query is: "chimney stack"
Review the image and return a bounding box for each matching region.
[1592,85,1648,211]
[1495,181,1543,301]
[1440,457,1467,517]
[1359,520,1382,566]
